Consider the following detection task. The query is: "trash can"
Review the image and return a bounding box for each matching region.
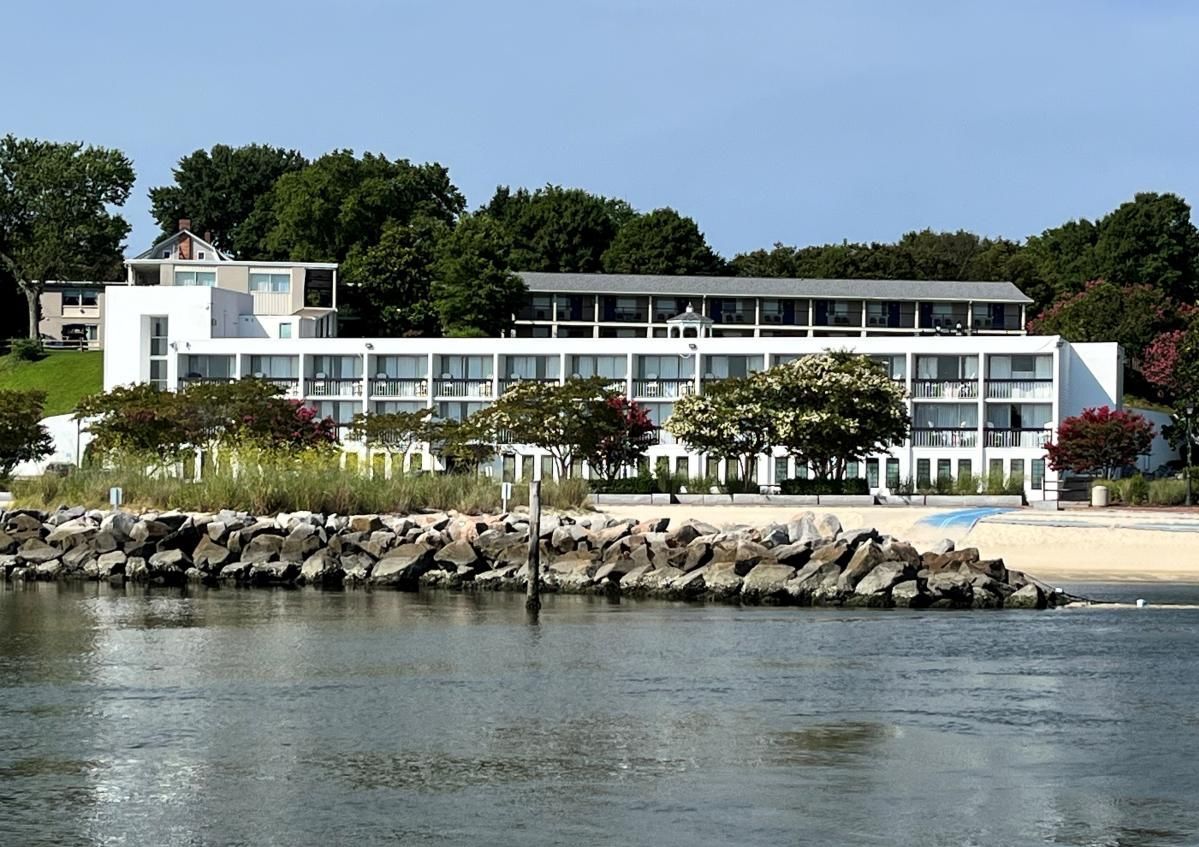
[1091,485,1109,508]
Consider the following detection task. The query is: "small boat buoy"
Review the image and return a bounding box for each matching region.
[1136,598,1147,608]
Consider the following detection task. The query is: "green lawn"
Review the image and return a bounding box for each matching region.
[0,351,103,416]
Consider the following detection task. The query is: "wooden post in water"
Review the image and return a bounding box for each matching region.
[526,479,542,613]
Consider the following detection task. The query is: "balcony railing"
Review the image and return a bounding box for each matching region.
[499,377,559,393]
[180,376,235,386]
[246,376,299,395]
[985,379,1053,400]
[911,379,980,399]
[911,427,979,448]
[305,377,364,397]
[435,378,493,398]
[985,428,1052,448]
[567,377,626,393]
[632,378,695,399]
[371,377,429,398]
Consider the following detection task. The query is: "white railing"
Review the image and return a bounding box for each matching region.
[632,378,695,399]
[911,380,980,399]
[371,378,429,398]
[985,428,1052,448]
[985,379,1053,400]
[305,377,364,397]
[435,378,493,398]
[911,428,979,448]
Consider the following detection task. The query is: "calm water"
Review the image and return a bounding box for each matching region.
[3,582,1199,847]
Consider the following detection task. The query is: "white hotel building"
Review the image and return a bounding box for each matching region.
[103,228,1123,498]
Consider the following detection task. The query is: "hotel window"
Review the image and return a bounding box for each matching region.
[706,456,720,479]
[916,459,931,489]
[279,323,292,338]
[174,269,217,286]
[62,289,100,307]
[1031,459,1045,490]
[846,460,860,480]
[885,458,900,490]
[958,459,972,481]
[989,458,1003,478]
[936,458,952,482]
[774,457,789,483]
[675,456,690,478]
[250,271,291,293]
[148,315,168,389]
[1010,458,1025,484]
[540,456,554,481]
[866,459,879,489]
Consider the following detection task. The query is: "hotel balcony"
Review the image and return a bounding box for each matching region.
[179,376,235,386]
[911,427,979,448]
[370,377,429,398]
[985,379,1054,400]
[910,380,980,400]
[435,378,494,399]
[499,377,559,393]
[985,428,1052,448]
[632,378,695,399]
[259,376,302,397]
[304,377,363,397]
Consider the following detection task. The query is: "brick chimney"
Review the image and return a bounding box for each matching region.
[178,218,191,232]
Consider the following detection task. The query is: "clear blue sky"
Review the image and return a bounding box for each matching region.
[4,0,1198,258]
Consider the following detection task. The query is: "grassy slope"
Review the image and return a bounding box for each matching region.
[0,351,103,416]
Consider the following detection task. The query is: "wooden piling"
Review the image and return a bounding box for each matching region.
[526,479,542,613]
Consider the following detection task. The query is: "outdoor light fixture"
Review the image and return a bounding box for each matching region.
[365,342,374,350]
[1185,404,1195,507]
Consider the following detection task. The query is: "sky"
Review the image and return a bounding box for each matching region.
[4,0,1199,258]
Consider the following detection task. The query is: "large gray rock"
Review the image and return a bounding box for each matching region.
[97,550,127,577]
[147,548,190,582]
[890,580,928,608]
[192,536,232,571]
[1006,582,1046,610]
[282,524,325,562]
[741,563,797,604]
[853,561,908,595]
[129,519,172,545]
[250,559,300,583]
[340,552,375,582]
[101,511,138,543]
[46,520,96,549]
[667,520,717,547]
[703,562,744,600]
[348,514,383,533]
[837,527,879,549]
[929,538,955,555]
[5,512,45,541]
[771,541,812,567]
[240,534,284,565]
[733,541,774,575]
[434,539,480,571]
[926,571,974,606]
[124,557,147,580]
[756,523,790,548]
[807,541,851,569]
[814,513,842,540]
[16,540,60,564]
[370,544,435,586]
[300,550,342,585]
[839,542,885,590]
[595,522,633,551]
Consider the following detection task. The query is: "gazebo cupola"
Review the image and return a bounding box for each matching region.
[666,302,714,338]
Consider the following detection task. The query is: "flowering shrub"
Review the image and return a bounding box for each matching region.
[1045,406,1155,477]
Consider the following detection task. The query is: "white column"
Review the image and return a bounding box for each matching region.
[977,352,987,478]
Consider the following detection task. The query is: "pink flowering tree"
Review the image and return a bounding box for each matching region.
[1028,279,1176,360]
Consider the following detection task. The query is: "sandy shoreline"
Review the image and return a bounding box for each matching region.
[597,505,1199,584]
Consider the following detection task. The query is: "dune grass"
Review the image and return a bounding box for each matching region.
[0,351,103,416]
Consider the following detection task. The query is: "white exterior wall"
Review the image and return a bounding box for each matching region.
[100,289,1124,497]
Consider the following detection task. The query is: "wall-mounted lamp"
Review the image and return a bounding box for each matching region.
[365,342,374,350]
[169,341,178,351]
[688,343,697,351]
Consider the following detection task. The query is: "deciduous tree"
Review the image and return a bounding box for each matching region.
[665,377,776,484]
[1028,280,1175,359]
[1045,406,1155,477]
[602,208,725,275]
[431,214,526,337]
[0,135,135,338]
[0,389,54,477]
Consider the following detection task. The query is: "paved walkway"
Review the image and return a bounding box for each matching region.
[980,508,1199,534]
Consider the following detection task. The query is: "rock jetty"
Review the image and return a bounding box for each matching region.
[0,507,1068,609]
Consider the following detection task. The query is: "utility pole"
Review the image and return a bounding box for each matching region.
[526,479,542,614]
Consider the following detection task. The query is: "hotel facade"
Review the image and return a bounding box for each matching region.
[101,233,1122,500]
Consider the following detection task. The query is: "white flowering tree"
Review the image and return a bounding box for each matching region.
[762,351,909,480]
[664,377,777,485]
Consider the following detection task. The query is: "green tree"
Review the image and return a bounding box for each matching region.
[431,214,527,336]
[471,377,638,478]
[349,407,433,465]
[258,150,464,263]
[664,377,776,484]
[147,144,307,253]
[1092,192,1199,304]
[482,184,633,272]
[762,352,910,480]
[76,383,190,465]
[1023,218,1099,303]
[0,136,135,338]
[425,415,495,473]
[340,216,443,336]
[0,389,54,478]
[602,208,725,275]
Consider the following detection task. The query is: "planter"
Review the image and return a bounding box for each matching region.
[923,495,1024,508]
[877,494,925,506]
[731,493,769,505]
[816,495,877,506]
[587,493,653,506]
[649,493,674,505]
[701,494,735,505]
[673,494,706,505]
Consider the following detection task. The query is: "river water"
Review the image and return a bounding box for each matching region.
[2,582,1199,847]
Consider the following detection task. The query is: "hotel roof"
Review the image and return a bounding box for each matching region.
[518,272,1034,304]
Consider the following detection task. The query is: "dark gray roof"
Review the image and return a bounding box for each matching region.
[518,272,1033,304]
